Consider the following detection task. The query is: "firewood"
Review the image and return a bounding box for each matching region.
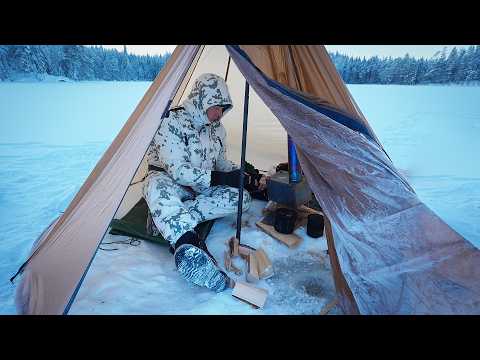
[224,250,232,271]
[238,244,254,260]
[232,281,268,309]
[224,250,242,275]
[255,248,274,279]
[228,236,239,257]
[246,252,260,283]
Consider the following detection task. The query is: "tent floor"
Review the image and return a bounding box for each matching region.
[69,199,342,315]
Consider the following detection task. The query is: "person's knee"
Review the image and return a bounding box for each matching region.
[230,188,251,211]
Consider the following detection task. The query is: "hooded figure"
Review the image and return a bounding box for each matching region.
[143,73,251,292]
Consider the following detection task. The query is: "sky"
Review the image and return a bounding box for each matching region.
[102,45,471,59]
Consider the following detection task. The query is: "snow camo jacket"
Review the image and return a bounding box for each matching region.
[146,73,238,193]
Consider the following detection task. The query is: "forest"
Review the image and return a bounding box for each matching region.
[1,45,479,85]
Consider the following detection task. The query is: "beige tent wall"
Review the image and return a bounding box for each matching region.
[114,46,207,220]
[16,45,201,314]
[113,157,148,219]
[115,45,289,219]
[177,45,288,171]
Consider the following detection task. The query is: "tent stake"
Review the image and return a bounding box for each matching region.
[236,81,250,244]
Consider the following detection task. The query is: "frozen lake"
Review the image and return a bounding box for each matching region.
[0,81,479,314]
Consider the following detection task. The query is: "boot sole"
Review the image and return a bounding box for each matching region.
[174,244,229,292]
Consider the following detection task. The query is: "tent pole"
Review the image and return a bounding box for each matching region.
[224,56,231,82]
[235,80,249,244]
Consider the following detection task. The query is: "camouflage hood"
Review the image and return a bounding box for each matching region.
[182,73,233,130]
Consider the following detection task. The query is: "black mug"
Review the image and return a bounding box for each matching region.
[307,214,324,238]
[274,208,298,234]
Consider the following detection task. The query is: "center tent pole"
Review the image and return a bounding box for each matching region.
[235,80,250,244]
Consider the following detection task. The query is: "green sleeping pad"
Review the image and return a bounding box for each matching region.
[109,198,215,245]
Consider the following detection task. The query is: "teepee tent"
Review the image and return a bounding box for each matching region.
[14,45,480,315]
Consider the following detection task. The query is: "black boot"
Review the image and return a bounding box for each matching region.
[174,231,217,265]
[173,231,229,292]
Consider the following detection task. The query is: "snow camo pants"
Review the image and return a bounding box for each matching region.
[143,171,251,244]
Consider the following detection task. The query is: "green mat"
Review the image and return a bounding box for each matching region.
[109,198,215,245]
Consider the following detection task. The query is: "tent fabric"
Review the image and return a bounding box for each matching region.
[15,44,480,315]
[15,45,201,315]
[227,45,480,314]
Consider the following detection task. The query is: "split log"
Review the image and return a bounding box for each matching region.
[255,248,274,279]
[246,252,260,283]
[227,236,239,257]
[232,281,268,309]
[224,250,242,276]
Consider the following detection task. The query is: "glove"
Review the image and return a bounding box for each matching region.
[211,169,244,188]
[276,162,289,172]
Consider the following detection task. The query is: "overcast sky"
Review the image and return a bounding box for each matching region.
[102,45,470,59]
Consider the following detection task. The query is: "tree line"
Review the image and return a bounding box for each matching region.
[1,45,479,84]
[0,45,170,81]
[330,46,480,85]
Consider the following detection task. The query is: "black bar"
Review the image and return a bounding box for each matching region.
[236,81,249,243]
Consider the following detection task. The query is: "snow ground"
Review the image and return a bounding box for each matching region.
[1,83,479,315]
[69,199,340,315]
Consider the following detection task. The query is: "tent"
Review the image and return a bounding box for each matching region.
[13,45,480,315]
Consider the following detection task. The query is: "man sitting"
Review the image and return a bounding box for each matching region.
[143,73,253,292]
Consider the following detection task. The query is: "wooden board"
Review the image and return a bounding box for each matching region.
[256,220,303,248]
[256,202,324,247]
[296,205,324,229]
[232,281,268,309]
[269,205,323,230]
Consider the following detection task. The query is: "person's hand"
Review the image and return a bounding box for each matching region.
[211,169,245,188]
[258,175,268,191]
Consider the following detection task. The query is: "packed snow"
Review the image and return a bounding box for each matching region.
[1,82,479,315]
[69,200,336,315]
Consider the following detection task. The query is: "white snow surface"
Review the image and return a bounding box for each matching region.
[69,199,337,315]
[1,82,479,314]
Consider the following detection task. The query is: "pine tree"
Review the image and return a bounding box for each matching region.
[0,45,10,80]
[454,48,467,83]
[446,47,459,83]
